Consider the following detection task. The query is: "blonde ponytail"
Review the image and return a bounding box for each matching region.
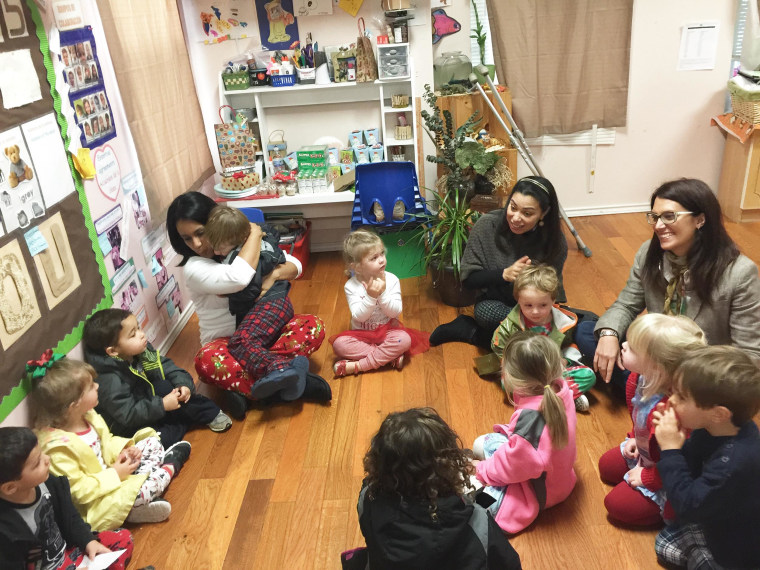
[540,381,569,449]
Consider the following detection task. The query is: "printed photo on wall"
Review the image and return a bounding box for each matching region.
[107,225,126,270]
[130,188,149,230]
[0,127,46,233]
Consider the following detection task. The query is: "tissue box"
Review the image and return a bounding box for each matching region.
[221,169,259,190]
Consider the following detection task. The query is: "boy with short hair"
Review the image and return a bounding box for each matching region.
[482,264,596,411]
[83,308,232,446]
[0,427,133,569]
[653,345,760,569]
[204,205,289,327]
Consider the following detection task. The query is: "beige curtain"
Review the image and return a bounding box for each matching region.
[486,0,633,138]
[96,1,213,220]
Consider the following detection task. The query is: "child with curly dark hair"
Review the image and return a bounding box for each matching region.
[343,408,521,570]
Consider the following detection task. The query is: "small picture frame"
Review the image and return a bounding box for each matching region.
[331,48,356,83]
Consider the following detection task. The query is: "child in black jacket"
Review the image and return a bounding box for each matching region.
[0,427,133,569]
[83,308,232,446]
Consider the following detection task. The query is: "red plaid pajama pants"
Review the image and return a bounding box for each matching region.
[195,311,325,397]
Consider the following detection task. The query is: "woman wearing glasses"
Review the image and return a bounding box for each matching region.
[576,178,760,393]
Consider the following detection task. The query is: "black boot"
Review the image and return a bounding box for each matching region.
[430,315,479,346]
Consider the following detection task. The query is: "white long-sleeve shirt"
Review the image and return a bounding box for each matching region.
[344,271,403,330]
[184,253,301,344]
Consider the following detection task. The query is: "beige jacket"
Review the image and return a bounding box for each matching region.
[595,241,760,358]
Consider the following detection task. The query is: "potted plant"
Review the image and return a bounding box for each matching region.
[408,186,480,307]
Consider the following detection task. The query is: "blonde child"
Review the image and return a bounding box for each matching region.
[488,264,596,412]
[598,314,706,527]
[330,229,428,377]
[29,355,191,530]
[472,332,577,534]
[347,408,521,569]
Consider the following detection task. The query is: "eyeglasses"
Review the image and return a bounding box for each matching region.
[645,211,694,225]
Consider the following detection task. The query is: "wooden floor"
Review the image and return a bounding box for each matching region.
[127,213,760,569]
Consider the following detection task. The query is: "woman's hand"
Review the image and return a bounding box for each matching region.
[502,256,531,282]
[594,335,621,383]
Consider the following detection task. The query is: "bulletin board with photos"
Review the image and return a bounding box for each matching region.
[59,27,116,148]
[0,1,109,419]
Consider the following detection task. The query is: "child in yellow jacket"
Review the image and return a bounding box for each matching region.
[28,353,191,531]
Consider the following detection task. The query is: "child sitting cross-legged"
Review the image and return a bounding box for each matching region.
[30,354,191,530]
[652,345,760,569]
[83,308,232,446]
[0,427,134,570]
[487,264,596,412]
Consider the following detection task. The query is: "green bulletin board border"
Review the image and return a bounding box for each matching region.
[0,1,113,422]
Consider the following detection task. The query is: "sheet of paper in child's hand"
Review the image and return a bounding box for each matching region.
[77,549,126,569]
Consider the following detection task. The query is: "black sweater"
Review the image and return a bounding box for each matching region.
[658,421,760,568]
[0,475,95,569]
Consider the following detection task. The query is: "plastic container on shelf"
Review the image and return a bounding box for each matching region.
[433,51,472,90]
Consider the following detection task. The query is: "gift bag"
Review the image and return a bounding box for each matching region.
[214,105,259,172]
[356,18,378,83]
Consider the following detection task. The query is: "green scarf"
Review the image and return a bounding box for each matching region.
[663,252,689,316]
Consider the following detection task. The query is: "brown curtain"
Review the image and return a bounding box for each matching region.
[96,1,213,220]
[486,0,633,138]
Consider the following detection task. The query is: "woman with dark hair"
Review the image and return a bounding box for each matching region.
[576,178,760,391]
[429,176,567,347]
[166,192,329,416]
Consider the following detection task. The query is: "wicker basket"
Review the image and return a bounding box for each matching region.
[222,71,250,91]
[395,125,412,140]
[391,94,410,108]
[731,94,760,125]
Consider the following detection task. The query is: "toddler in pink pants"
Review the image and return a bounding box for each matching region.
[330,229,428,376]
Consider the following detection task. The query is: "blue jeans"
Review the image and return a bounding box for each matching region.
[575,319,629,395]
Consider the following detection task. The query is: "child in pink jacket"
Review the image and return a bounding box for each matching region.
[473,331,577,534]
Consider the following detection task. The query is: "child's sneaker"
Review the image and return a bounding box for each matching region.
[390,354,404,370]
[208,411,233,432]
[574,394,590,412]
[162,441,191,476]
[126,499,171,524]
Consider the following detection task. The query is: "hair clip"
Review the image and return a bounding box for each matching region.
[25,349,65,380]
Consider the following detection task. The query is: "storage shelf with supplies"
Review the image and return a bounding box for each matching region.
[218,61,418,179]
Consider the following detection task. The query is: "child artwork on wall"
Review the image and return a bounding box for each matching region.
[194,1,255,42]
[432,8,461,44]
[255,0,298,50]
[0,128,45,233]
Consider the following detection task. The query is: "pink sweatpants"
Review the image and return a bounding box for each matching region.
[332,329,411,372]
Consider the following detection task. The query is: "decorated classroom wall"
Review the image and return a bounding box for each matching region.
[0,0,191,427]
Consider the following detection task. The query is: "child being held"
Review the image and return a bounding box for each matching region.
[204,206,289,327]
[203,206,322,402]
[330,229,428,377]
[598,314,706,527]
[487,264,596,412]
[30,355,191,530]
[472,332,577,534]
[653,345,760,569]
[83,308,232,446]
[349,407,521,570]
[0,427,133,570]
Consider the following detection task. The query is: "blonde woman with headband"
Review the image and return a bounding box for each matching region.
[430,176,567,348]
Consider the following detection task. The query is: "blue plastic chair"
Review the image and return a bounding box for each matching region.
[238,207,265,224]
[351,162,427,229]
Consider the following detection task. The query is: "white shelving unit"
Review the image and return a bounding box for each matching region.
[218,63,418,251]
